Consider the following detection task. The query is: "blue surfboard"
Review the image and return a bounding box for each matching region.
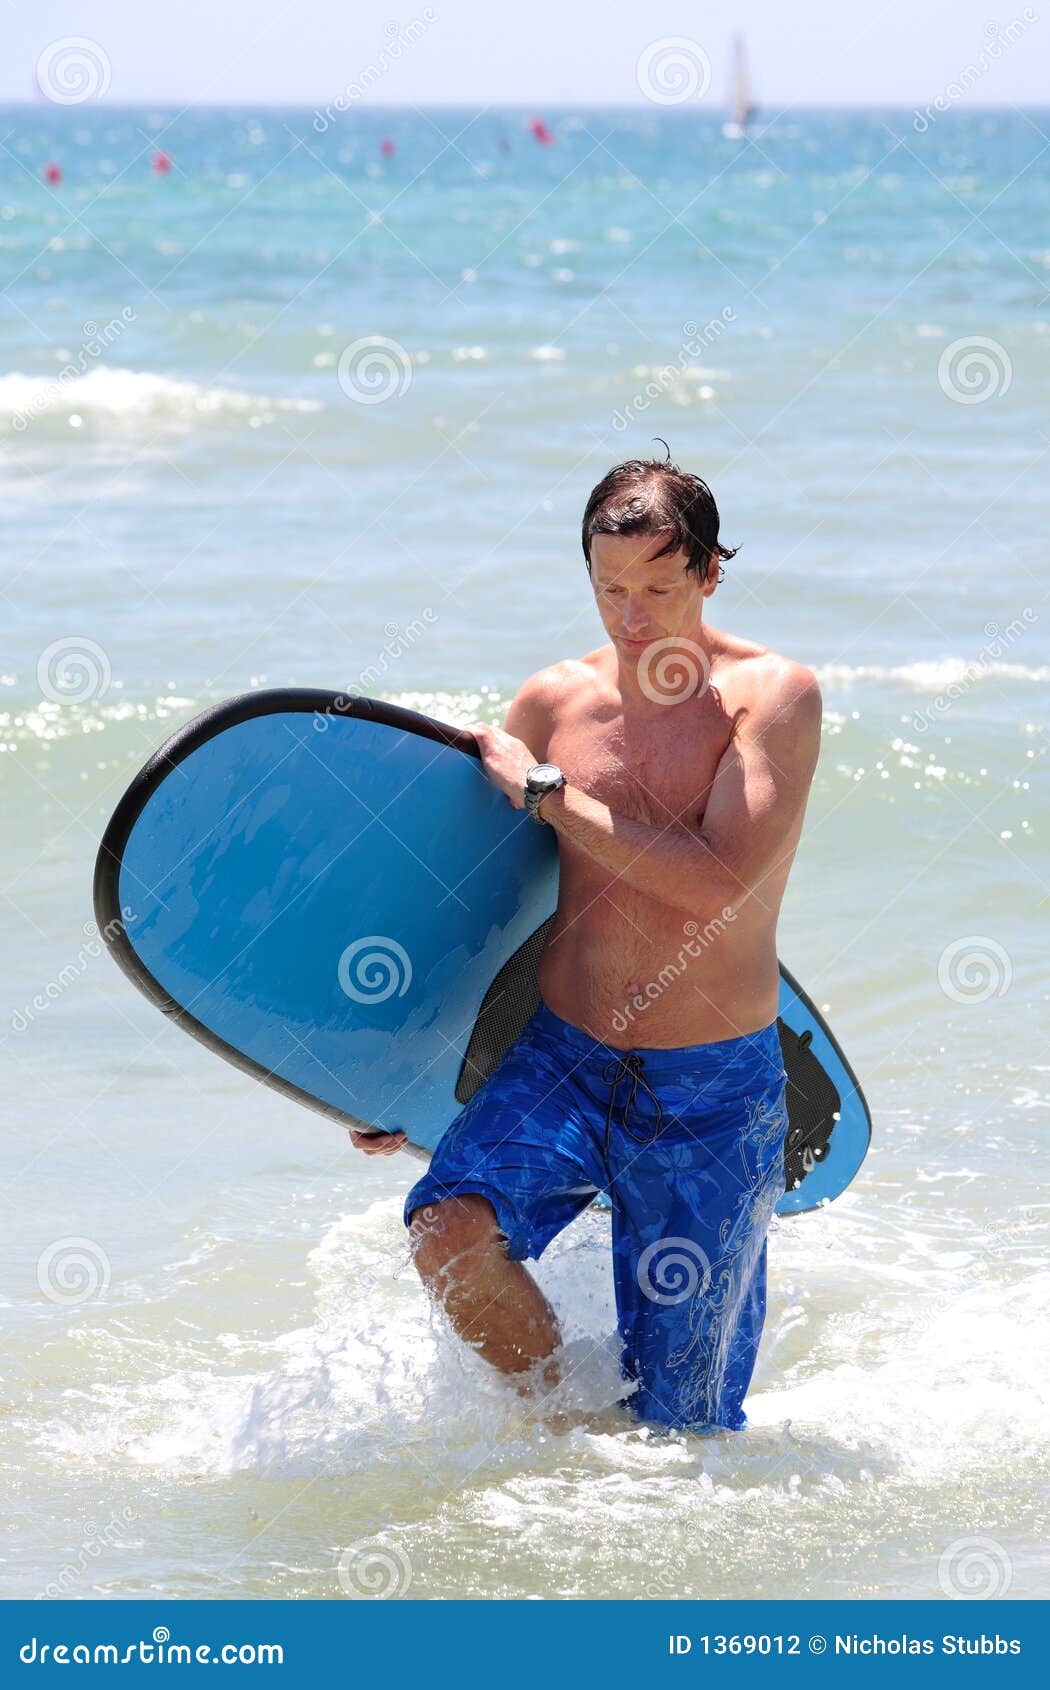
[93,689,871,1215]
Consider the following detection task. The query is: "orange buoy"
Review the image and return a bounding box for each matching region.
[379,137,395,158]
[152,150,172,174]
[44,161,62,184]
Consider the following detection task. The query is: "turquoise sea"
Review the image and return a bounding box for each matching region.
[1,105,1047,1600]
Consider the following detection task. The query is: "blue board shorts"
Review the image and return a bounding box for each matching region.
[404,1000,790,1433]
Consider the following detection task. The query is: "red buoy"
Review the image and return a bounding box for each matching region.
[528,117,554,146]
[44,161,62,185]
[379,137,395,158]
[152,150,172,174]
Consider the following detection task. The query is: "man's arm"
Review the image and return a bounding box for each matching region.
[500,666,557,760]
[535,664,822,922]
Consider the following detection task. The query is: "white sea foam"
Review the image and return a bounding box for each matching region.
[814,659,1050,687]
[45,1202,625,1483]
[0,367,321,423]
[32,1199,1049,1500]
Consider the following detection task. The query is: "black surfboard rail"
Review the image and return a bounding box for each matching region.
[92,689,483,1158]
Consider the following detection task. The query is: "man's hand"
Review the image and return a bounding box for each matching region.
[348,1128,406,1155]
[468,721,537,810]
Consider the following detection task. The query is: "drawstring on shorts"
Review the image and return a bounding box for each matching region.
[600,1051,665,1157]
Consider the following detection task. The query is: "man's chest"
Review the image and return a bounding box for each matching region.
[546,706,733,831]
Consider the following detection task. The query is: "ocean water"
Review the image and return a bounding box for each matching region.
[1,105,1047,1601]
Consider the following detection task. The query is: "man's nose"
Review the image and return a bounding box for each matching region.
[622,601,649,629]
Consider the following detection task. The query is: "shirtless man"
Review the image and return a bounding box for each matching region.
[352,454,822,1433]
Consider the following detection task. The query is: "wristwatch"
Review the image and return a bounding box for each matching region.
[524,762,566,824]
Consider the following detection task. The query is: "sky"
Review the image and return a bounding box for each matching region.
[4,0,1047,107]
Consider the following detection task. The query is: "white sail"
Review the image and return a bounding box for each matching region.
[723,35,755,139]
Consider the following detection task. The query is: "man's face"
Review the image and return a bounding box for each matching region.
[588,533,711,655]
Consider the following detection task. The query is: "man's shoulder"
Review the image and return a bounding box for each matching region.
[510,654,601,713]
[757,651,822,716]
[502,656,597,752]
[719,643,822,760]
[719,637,821,716]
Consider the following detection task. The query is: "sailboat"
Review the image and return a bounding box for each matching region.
[722,34,756,140]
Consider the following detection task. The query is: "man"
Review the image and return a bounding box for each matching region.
[350,454,822,1433]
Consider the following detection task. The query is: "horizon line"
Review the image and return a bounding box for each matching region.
[3,98,1049,113]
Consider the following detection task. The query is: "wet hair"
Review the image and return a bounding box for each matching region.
[581,445,737,585]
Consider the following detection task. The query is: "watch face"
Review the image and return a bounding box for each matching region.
[529,764,562,784]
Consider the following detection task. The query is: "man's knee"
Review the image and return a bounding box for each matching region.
[408,1194,506,1282]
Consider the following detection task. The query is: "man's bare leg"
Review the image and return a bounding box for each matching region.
[409,1194,561,1386]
